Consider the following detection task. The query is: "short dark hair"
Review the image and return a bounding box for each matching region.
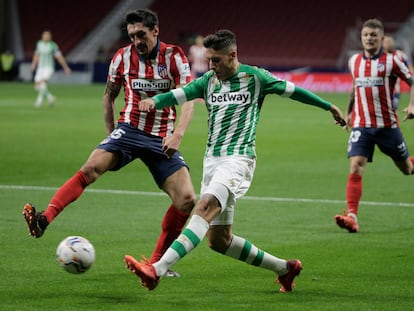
[125,9,159,30]
[362,18,384,32]
[203,29,236,51]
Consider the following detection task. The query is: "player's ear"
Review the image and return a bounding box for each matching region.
[153,25,159,36]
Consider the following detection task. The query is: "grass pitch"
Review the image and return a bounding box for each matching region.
[0,82,413,310]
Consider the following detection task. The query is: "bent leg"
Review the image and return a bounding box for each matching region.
[208,225,289,275]
[43,149,119,223]
[149,167,196,263]
[152,194,221,276]
[393,156,414,175]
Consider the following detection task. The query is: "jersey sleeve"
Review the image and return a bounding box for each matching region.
[257,67,331,110]
[107,48,125,85]
[52,42,62,57]
[289,86,332,110]
[154,74,208,108]
[393,52,412,84]
[34,41,41,54]
[169,45,191,87]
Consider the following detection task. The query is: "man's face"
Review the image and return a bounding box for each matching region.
[127,22,158,57]
[41,31,52,42]
[205,48,236,80]
[361,26,383,55]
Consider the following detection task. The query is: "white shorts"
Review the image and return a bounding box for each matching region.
[34,67,54,82]
[201,155,256,225]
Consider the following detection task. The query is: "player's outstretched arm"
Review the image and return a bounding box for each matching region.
[329,104,347,127]
[289,86,346,127]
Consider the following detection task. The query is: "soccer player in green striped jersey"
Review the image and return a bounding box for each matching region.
[125,29,346,292]
[31,30,71,107]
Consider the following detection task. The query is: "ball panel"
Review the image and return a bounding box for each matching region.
[56,236,95,274]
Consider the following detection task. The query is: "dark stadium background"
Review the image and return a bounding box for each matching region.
[1,0,413,83]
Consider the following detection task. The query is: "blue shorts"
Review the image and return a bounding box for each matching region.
[347,127,410,162]
[97,123,189,188]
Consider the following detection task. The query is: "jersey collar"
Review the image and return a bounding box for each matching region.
[363,47,383,60]
[138,39,160,61]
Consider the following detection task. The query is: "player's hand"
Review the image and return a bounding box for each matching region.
[162,133,182,158]
[403,104,414,121]
[344,112,352,131]
[138,99,155,111]
[329,105,347,128]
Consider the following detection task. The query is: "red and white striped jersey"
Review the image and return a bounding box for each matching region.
[348,50,412,128]
[393,49,410,95]
[108,41,191,137]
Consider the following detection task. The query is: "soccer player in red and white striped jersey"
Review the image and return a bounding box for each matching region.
[335,18,414,233]
[23,10,197,273]
[383,34,414,110]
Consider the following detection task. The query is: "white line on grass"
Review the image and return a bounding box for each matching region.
[2,184,414,207]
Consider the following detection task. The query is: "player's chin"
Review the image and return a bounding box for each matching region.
[136,48,148,56]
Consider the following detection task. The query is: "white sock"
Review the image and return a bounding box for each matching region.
[153,214,209,276]
[224,235,288,275]
[35,82,47,104]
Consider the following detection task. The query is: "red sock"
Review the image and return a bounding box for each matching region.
[43,170,90,223]
[346,173,362,215]
[149,205,190,263]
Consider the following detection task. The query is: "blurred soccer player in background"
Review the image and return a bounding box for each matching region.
[23,9,196,276]
[125,29,346,292]
[188,35,208,78]
[335,19,414,233]
[382,34,414,110]
[31,30,71,107]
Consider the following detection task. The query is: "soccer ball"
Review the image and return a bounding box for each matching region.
[56,236,96,274]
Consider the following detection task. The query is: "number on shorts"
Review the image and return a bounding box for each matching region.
[349,130,361,143]
[110,128,126,139]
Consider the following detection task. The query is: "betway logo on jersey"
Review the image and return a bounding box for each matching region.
[210,92,250,105]
[132,79,171,91]
[355,77,384,88]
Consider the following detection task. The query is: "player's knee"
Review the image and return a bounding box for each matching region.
[174,193,196,214]
[80,164,101,183]
[208,237,231,254]
[207,227,232,254]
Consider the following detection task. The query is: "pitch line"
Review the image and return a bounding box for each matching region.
[2,184,413,207]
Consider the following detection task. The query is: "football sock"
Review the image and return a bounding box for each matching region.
[346,173,362,215]
[224,235,288,275]
[44,170,90,223]
[37,82,47,102]
[153,214,209,276]
[149,205,190,263]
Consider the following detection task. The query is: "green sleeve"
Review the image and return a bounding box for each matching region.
[154,75,207,109]
[290,86,332,110]
[154,91,179,108]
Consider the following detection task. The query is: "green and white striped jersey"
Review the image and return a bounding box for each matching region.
[153,64,331,157]
[35,40,60,70]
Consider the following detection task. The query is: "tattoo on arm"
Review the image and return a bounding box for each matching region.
[104,81,121,99]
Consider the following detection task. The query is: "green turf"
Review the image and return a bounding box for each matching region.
[1,82,413,310]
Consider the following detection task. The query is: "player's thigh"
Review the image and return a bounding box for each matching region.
[80,148,120,181]
[34,68,53,82]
